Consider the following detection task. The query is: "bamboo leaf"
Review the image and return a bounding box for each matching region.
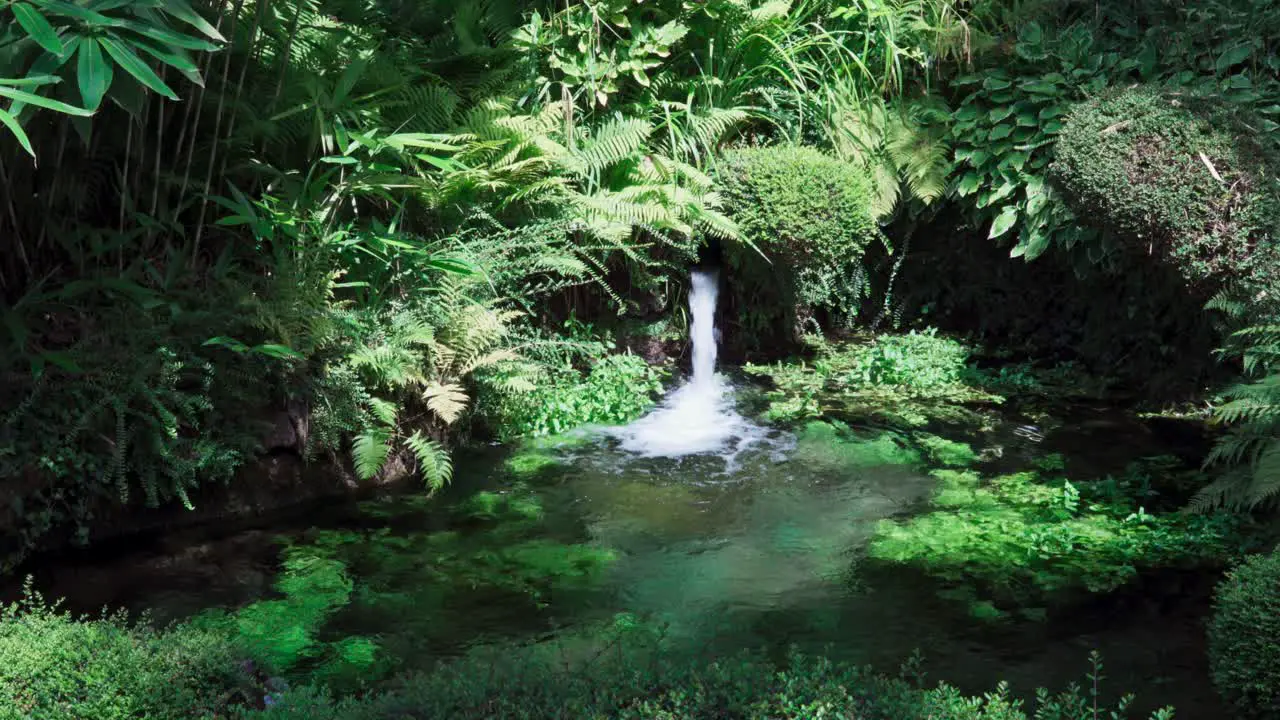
[160,0,225,42]
[99,35,178,100]
[77,37,113,110]
[12,3,64,55]
[0,107,36,157]
[0,85,93,115]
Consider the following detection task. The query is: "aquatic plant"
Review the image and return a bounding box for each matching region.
[870,460,1240,614]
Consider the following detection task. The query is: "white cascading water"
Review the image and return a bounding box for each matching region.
[611,269,766,459]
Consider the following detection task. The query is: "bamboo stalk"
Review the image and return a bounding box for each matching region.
[215,0,268,185]
[191,0,247,264]
[176,0,233,226]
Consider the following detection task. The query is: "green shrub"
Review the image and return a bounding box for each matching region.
[717,145,881,338]
[249,635,1171,720]
[0,585,252,720]
[1209,551,1280,717]
[479,353,666,440]
[1051,87,1280,294]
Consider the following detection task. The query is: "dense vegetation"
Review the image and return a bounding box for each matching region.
[3,0,1280,716]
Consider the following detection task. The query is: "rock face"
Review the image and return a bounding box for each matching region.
[8,404,415,568]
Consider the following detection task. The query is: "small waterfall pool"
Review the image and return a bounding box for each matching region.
[3,270,1227,716]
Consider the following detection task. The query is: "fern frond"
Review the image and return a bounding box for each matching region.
[352,428,392,480]
[404,431,453,492]
[422,382,469,425]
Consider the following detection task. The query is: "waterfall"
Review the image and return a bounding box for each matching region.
[610,269,767,460]
[688,269,719,386]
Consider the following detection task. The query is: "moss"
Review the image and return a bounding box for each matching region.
[1051,86,1280,296]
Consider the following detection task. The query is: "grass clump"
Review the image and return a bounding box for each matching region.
[479,354,666,440]
[247,625,1174,720]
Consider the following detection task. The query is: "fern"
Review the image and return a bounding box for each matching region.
[1194,322,1280,510]
[352,428,393,480]
[405,430,453,492]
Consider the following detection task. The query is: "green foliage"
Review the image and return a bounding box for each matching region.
[718,145,882,335]
[1194,319,1280,512]
[948,23,1119,261]
[744,331,997,427]
[478,353,666,440]
[0,582,251,720]
[1209,551,1280,718]
[871,459,1240,611]
[1051,87,1280,292]
[248,633,1171,720]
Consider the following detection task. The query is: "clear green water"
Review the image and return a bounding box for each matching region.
[18,402,1225,716]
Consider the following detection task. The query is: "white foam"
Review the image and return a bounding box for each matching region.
[608,270,775,465]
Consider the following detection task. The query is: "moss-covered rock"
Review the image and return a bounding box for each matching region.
[1051,87,1280,298]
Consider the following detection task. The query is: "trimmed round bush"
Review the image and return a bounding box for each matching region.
[716,146,881,340]
[1051,87,1280,297]
[1209,551,1280,717]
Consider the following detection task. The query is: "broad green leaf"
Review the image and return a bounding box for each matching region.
[100,35,178,100]
[1019,80,1061,95]
[999,152,1029,172]
[0,85,92,115]
[983,76,1011,91]
[12,3,64,55]
[161,0,225,42]
[38,0,117,26]
[1215,43,1253,73]
[77,37,113,110]
[1038,105,1066,120]
[988,124,1013,141]
[0,108,36,157]
[989,206,1019,239]
[988,106,1015,123]
[955,171,981,196]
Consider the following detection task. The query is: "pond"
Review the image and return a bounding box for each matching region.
[13,392,1226,717]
